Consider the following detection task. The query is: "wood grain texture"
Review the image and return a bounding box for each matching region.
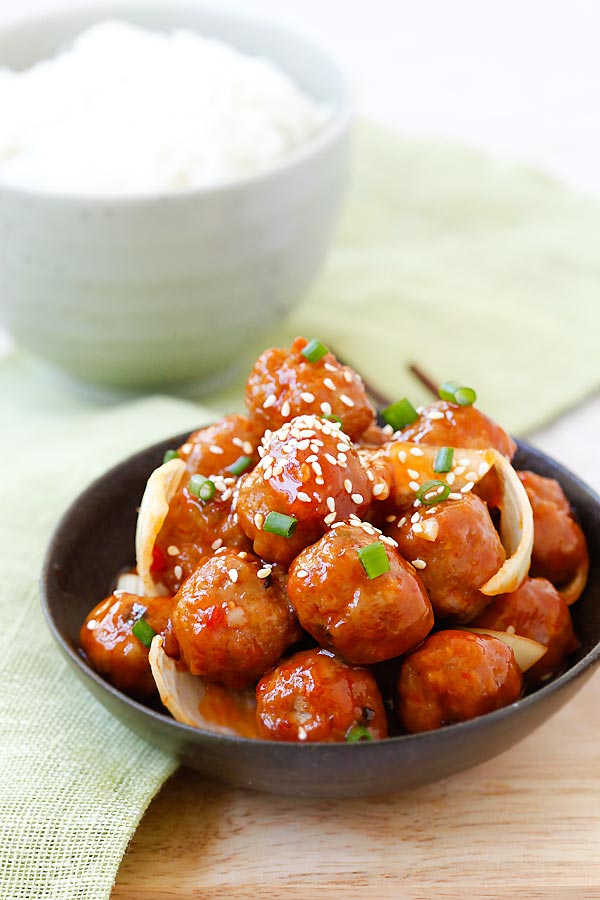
[111,668,600,900]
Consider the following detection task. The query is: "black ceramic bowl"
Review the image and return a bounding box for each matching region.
[40,435,600,797]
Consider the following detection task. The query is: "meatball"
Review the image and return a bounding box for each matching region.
[288,522,433,664]
[399,400,516,460]
[171,549,301,689]
[256,648,388,742]
[245,337,375,440]
[518,470,588,589]
[176,414,261,476]
[236,414,371,567]
[471,577,578,682]
[80,591,173,698]
[153,479,252,594]
[388,491,505,622]
[397,630,523,733]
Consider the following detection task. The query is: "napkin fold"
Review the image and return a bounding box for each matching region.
[1,122,599,900]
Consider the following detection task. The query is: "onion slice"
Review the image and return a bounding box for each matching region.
[149,635,259,738]
[135,457,186,596]
[479,450,534,596]
[459,627,547,673]
[558,556,590,607]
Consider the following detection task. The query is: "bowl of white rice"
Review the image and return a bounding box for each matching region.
[0,3,352,390]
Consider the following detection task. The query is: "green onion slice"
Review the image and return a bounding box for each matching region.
[439,380,477,407]
[227,455,252,477]
[132,616,157,649]
[188,474,216,502]
[163,449,179,464]
[433,446,454,473]
[416,479,451,505]
[263,511,298,538]
[346,725,373,742]
[381,398,419,431]
[301,339,329,363]
[357,541,390,579]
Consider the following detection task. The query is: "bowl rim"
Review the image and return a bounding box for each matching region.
[39,432,600,752]
[0,0,354,206]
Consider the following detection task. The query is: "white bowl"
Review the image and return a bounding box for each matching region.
[0,2,352,389]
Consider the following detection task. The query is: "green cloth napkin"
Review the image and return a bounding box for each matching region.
[2,122,600,900]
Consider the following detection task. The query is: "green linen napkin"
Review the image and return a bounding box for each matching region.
[2,122,600,900]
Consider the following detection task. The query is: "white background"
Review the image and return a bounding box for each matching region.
[0,0,598,483]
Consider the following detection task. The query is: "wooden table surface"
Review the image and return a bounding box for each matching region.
[112,668,600,900]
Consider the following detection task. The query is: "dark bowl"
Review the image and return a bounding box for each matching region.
[40,435,600,797]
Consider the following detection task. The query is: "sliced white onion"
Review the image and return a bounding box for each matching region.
[135,457,186,597]
[115,571,145,596]
[460,627,547,673]
[558,556,589,606]
[149,635,259,737]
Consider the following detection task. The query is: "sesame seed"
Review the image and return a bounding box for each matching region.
[478,462,490,476]
[301,391,315,403]
[320,401,332,416]
[324,453,338,466]
[281,400,291,417]
[297,439,310,451]
[398,517,407,527]
[243,441,254,455]
[385,514,397,523]
[366,470,375,482]
[272,464,284,477]
[312,461,323,476]
[409,480,420,491]
[410,447,424,457]
[413,499,422,508]
[232,437,243,448]
[382,424,394,435]
[446,472,456,485]
[315,477,325,485]
[326,497,336,512]
[324,377,336,391]
[427,410,444,420]
[221,489,232,501]
[340,394,355,407]
[238,552,248,559]
[257,567,272,579]
[412,559,427,569]
[258,447,265,458]
[344,479,353,493]
[295,569,309,579]
[324,511,337,524]
[408,468,419,479]
[305,454,318,463]
[216,546,228,554]
[180,442,192,454]
[254,513,264,530]
[459,457,471,466]
[298,726,308,741]
[324,362,337,372]
[506,625,516,634]
[209,445,224,454]
[412,523,423,533]
[298,491,312,503]
[343,371,353,383]
[174,565,183,580]
[411,512,421,524]
[263,394,276,409]
[211,538,223,550]
[397,450,407,463]
[466,471,478,482]
[167,545,180,556]
[263,466,273,481]
[86,619,97,630]
[228,569,238,583]
[380,535,398,548]
[351,493,364,504]
[448,492,462,500]
[454,466,466,476]
[461,481,475,493]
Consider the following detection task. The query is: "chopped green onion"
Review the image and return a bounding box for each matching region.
[301,339,329,363]
[357,541,390,579]
[417,479,451,505]
[163,449,179,464]
[433,446,454,473]
[439,380,477,407]
[188,474,216,502]
[263,511,298,538]
[132,616,157,649]
[381,398,419,431]
[227,455,252,477]
[346,725,373,742]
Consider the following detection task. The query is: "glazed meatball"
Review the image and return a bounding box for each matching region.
[153,479,252,594]
[397,630,523,733]
[236,414,371,567]
[288,522,434,664]
[399,400,516,460]
[256,648,388,742]
[80,592,173,698]
[471,577,578,682]
[388,492,505,622]
[171,549,301,689]
[518,470,588,589]
[245,337,375,440]
[175,414,261,476]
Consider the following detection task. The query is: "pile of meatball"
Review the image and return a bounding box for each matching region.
[80,338,588,740]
